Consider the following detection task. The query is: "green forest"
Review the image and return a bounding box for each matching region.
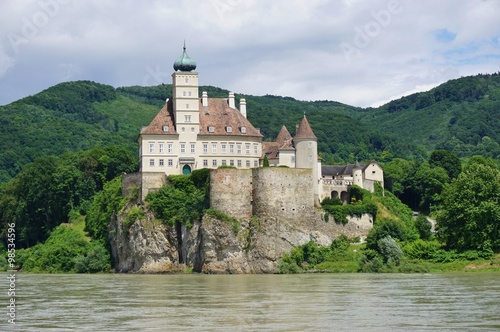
[1,73,499,273]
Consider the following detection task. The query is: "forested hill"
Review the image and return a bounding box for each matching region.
[350,73,500,158]
[1,73,499,185]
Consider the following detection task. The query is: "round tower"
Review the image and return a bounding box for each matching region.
[293,115,319,204]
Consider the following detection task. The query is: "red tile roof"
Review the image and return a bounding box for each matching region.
[140,99,178,135]
[199,99,262,137]
[294,115,317,140]
[140,98,263,138]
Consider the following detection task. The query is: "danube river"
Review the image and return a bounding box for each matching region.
[3,272,500,331]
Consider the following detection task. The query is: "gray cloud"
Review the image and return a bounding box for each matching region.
[0,0,499,107]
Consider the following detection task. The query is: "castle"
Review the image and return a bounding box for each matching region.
[132,45,384,205]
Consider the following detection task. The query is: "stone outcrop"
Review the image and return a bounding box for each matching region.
[110,205,373,274]
[109,206,181,273]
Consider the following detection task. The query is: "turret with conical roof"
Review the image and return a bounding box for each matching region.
[173,43,197,72]
[293,115,320,205]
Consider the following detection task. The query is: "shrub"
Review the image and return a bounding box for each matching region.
[377,236,403,265]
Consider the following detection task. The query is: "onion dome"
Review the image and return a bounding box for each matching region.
[173,44,197,72]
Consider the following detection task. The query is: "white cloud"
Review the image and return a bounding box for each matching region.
[0,0,499,107]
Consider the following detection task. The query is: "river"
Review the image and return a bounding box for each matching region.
[2,272,500,331]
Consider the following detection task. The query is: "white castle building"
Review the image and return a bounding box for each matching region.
[136,46,383,202]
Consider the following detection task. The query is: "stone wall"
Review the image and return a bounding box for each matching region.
[122,173,141,197]
[252,167,314,219]
[210,168,253,219]
[141,172,167,201]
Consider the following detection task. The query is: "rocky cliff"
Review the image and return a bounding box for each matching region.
[110,204,373,274]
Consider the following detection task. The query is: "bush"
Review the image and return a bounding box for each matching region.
[377,236,403,265]
[414,214,433,240]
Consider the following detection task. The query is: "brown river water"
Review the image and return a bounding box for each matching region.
[2,272,499,331]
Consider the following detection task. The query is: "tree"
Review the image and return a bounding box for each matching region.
[263,155,270,167]
[429,150,462,179]
[437,163,500,252]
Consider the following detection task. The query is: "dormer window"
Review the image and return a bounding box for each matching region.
[162,125,169,132]
[240,126,247,134]
[208,126,215,133]
[226,126,232,133]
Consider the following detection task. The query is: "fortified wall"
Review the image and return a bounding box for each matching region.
[210,167,314,220]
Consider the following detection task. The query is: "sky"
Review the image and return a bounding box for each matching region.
[0,0,499,108]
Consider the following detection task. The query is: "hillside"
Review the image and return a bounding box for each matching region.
[353,73,500,157]
[1,73,499,184]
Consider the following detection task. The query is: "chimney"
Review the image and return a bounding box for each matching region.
[228,91,235,108]
[202,91,208,107]
[239,98,247,118]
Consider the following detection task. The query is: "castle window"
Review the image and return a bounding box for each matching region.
[237,144,242,154]
[149,159,154,167]
[190,143,195,154]
[237,160,242,167]
[246,160,250,167]
[222,160,226,166]
[240,126,247,134]
[183,91,186,96]
[309,155,313,161]
[186,103,189,109]
[291,156,295,163]
[254,160,258,167]
[230,160,234,166]
[185,115,191,122]
[191,127,194,133]
[182,127,185,133]
[180,143,186,154]
[167,143,173,153]
[226,126,232,133]
[229,144,234,153]
[185,77,188,83]
[159,159,164,167]
[212,143,217,153]
[212,160,217,167]
[168,159,173,167]
[203,159,208,167]
[188,91,192,96]
[163,125,169,132]
[372,171,376,174]
[149,143,155,153]
[159,143,164,153]
[203,143,208,154]
[254,145,258,155]
[221,143,227,154]
[308,142,312,148]
[208,126,215,133]
[245,144,250,154]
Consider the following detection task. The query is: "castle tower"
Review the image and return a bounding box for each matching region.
[293,115,320,204]
[172,44,199,174]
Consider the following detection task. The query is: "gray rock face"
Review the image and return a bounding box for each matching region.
[109,208,180,273]
[110,207,373,274]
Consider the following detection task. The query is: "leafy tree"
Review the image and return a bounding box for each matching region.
[429,150,462,179]
[85,176,125,246]
[414,214,433,240]
[437,163,500,252]
[382,158,414,197]
[365,218,416,251]
[146,174,209,227]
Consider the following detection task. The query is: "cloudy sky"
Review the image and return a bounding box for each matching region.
[0,0,499,108]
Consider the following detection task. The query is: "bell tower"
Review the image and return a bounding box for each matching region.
[172,43,199,133]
